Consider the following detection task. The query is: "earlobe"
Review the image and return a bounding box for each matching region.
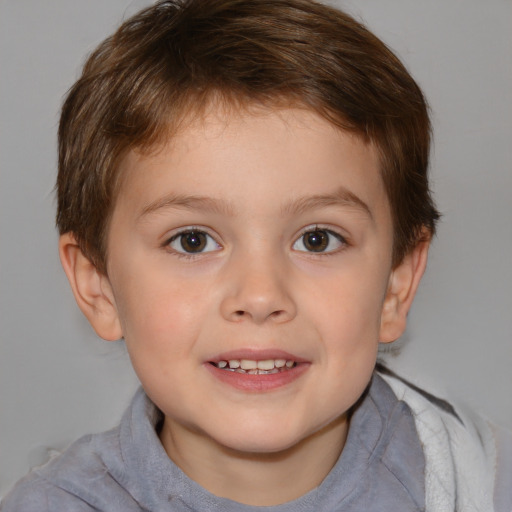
[379,239,430,343]
[59,233,123,341]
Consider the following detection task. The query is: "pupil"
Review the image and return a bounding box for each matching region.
[181,231,206,252]
[304,230,328,252]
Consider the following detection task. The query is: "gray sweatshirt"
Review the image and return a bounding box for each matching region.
[1,374,426,511]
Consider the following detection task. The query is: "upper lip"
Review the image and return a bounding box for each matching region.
[207,348,308,364]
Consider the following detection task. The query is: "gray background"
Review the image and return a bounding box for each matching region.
[1,0,511,499]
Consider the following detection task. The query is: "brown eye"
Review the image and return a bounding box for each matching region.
[293,228,346,253]
[169,230,220,254]
[180,231,206,252]
[303,230,329,252]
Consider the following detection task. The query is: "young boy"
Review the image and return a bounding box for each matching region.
[2,0,510,510]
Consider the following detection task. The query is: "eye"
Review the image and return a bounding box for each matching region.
[168,230,220,254]
[293,228,346,253]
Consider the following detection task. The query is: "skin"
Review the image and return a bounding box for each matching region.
[60,106,429,506]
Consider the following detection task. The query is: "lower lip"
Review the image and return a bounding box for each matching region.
[205,363,310,392]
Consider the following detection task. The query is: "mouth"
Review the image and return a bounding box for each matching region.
[209,358,297,375]
[206,351,308,391]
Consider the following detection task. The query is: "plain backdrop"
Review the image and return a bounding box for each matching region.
[1,0,511,499]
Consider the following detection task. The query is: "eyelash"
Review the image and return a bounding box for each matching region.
[292,226,348,255]
[164,228,221,259]
[163,225,348,259]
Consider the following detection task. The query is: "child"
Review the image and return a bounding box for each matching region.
[2,0,510,510]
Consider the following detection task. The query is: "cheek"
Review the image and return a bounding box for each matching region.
[118,286,205,394]
[113,269,209,356]
[303,266,388,340]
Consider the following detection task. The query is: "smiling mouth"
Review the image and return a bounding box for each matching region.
[210,358,297,375]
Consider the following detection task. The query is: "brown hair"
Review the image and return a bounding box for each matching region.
[57,0,439,273]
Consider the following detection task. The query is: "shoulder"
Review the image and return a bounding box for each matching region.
[376,365,512,512]
[1,429,141,512]
[0,469,93,512]
[491,423,512,512]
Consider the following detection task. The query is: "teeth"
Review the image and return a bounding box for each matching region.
[257,359,274,370]
[215,359,296,373]
[240,359,258,370]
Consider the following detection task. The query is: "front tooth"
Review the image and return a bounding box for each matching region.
[240,359,257,370]
[257,359,275,370]
[229,360,241,369]
[275,359,286,368]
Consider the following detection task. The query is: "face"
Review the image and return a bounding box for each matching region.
[104,107,397,457]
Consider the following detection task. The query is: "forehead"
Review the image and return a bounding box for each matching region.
[114,106,389,223]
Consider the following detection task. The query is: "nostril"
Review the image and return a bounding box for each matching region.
[232,309,287,321]
[270,310,285,317]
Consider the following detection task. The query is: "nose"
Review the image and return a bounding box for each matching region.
[219,253,297,325]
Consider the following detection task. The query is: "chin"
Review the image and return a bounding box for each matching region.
[211,422,314,456]
[222,437,301,456]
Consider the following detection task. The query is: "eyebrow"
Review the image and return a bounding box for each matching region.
[281,186,373,219]
[138,186,372,220]
[138,194,235,219]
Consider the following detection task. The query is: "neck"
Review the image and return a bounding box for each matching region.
[159,414,349,506]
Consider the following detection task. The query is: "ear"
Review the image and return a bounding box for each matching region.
[379,239,430,343]
[59,233,122,341]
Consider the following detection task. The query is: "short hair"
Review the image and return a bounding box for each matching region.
[57,0,440,273]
